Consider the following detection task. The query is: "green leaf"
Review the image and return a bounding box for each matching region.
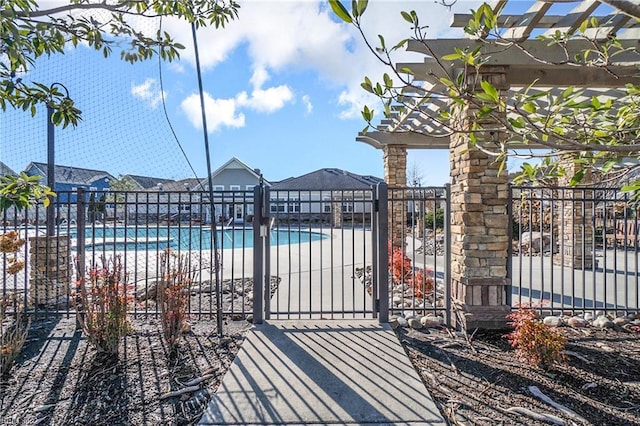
[442,53,462,61]
[401,11,413,24]
[356,0,368,16]
[329,0,352,23]
[480,80,499,102]
[522,102,537,114]
[569,169,585,186]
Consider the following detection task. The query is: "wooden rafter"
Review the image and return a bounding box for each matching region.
[359,0,640,150]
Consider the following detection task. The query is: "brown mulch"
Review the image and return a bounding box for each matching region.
[2,316,640,426]
[1,316,250,426]
[398,325,640,426]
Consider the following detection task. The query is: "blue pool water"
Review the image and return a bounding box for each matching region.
[73,226,327,251]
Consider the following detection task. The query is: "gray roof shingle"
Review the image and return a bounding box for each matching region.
[270,168,383,191]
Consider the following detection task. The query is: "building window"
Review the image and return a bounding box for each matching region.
[213,185,224,191]
[288,198,300,213]
[342,203,354,213]
[270,198,286,213]
[322,197,332,213]
[245,185,255,191]
[230,185,241,191]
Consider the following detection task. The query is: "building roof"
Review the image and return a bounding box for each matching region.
[270,168,383,191]
[0,162,16,176]
[26,162,115,185]
[161,178,204,191]
[121,174,175,190]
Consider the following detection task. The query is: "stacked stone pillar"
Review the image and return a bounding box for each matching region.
[450,66,511,329]
[332,201,343,228]
[29,235,71,307]
[554,159,595,269]
[383,145,407,248]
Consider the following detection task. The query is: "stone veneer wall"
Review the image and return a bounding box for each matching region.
[554,160,595,269]
[383,145,407,248]
[449,66,511,329]
[29,235,71,307]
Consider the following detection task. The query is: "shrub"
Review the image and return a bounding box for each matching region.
[1,232,30,375]
[388,243,412,284]
[76,256,132,356]
[1,295,30,376]
[409,268,435,298]
[505,303,566,369]
[424,208,444,230]
[158,250,194,351]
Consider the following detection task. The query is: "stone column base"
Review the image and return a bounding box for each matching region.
[453,303,512,330]
[553,254,597,270]
[452,277,511,330]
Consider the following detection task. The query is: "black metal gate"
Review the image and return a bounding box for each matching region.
[250,183,387,322]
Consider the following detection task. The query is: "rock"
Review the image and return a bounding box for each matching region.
[520,232,552,254]
[584,312,594,321]
[567,317,588,328]
[593,315,614,329]
[392,296,402,306]
[543,316,563,327]
[613,317,629,326]
[408,318,423,329]
[396,317,408,328]
[245,314,253,323]
[135,280,158,301]
[420,315,443,328]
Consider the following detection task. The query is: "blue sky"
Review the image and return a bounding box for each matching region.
[1,0,490,185]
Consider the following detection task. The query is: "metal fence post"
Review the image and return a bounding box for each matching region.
[506,184,513,308]
[253,184,264,324]
[377,183,389,323]
[263,186,271,319]
[444,183,452,327]
[371,187,378,319]
[76,188,86,329]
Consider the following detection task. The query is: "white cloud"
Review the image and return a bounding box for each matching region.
[167,1,483,123]
[238,85,294,113]
[180,93,245,132]
[302,94,313,115]
[131,78,165,109]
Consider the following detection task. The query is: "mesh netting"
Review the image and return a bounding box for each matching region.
[1,15,199,181]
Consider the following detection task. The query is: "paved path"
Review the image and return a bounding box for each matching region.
[198,320,446,425]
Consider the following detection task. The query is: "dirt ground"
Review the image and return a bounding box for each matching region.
[1,316,250,426]
[2,315,639,426]
[399,325,640,426]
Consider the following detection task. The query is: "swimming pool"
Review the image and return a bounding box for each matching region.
[73,226,328,251]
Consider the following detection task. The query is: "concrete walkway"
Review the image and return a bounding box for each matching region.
[198,320,446,425]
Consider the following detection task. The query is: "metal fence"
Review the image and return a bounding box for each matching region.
[387,186,451,325]
[3,184,638,323]
[509,186,639,316]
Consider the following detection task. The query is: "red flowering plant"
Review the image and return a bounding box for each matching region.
[409,268,435,298]
[388,243,435,298]
[505,302,566,369]
[157,249,194,352]
[388,242,412,284]
[75,256,132,356]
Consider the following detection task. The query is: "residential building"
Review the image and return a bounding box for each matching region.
[24,162,114,204]
[270,168,384,224]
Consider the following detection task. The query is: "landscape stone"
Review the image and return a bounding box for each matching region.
[543,316,563,327]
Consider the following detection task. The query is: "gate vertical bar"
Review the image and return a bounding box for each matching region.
[253,184,264,324]
[377,183,389,323]
[444,184,452,327]
[263,186,271,320]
